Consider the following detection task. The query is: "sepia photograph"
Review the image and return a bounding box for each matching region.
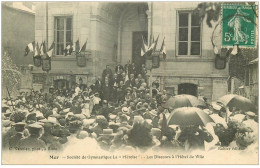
[1,1,259,165]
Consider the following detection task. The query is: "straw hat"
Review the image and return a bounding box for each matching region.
[99,129,116,136]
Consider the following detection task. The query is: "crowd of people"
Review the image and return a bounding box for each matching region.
[2,62,258,154]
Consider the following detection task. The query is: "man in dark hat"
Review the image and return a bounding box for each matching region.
[102,65,113,83]
[17,123,46,149]
[40,121,63,150]
[97,129,115,151]
[117,81,125,104]
[128,63,136,77]
[118,114,132,129]
[9,122,26,148]
[178,125,213,151]
[133,78,141,89]
[102,78,111,101]
[79,77,87,91]
[98,100,111,121]
[128,73,135,87]
[91,115,108,137]
[70,100,82,114]
[26,113,37,124]
[110,73,118,102]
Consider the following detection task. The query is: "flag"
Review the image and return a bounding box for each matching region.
[149,33,153,47]
[213,45,219,55]
[48,41,55,51]
[153,35,159,51]
[47,41,54,57]
[40,41,47,55]
[73,39,80,53]
[24,41,35,56]
[80,40,87,52]
[231,45,238,55]
[141,47,146,57]
[47,49,54,57]
[160,37,167,60]
[34,42,40,57]
[141,36,148,57]
[24,46,30,56]
[146,35,159,57]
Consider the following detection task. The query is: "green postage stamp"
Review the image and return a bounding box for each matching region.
[222,4,256,47]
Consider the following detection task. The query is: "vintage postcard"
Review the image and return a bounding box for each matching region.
[1,1,258,165]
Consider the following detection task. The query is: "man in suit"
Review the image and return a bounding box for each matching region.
[9,122,26,148]
[95,76,102,94]
[128,63,136,77]
[102,78,111,101]
[129,73,135,87]
[17,123,46,149]
[40,121,62,150]
[79,77,87,91]
[117,81,125,103]
[111,73,118,102]
[102,65,113,83]
[115,62,124,74]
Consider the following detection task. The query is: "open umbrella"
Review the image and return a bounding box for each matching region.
[217,94,256,112]
[164,94,206,110]
[167,107,214,126]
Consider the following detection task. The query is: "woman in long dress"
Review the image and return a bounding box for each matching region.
[228,7,252,44]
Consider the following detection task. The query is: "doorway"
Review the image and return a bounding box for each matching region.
[178,83,198,96]
[54,79,69,90]
[132,31,147,74]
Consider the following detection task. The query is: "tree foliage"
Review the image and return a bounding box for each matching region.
[2,48,22,97]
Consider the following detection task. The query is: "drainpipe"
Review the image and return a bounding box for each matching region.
[46,2,48,47]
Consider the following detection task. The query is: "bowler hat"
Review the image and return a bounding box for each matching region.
[26,113,37,124]
[27,123,43,135]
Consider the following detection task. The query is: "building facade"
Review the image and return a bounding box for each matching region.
[2,2,35,96]
[33,2,229,102]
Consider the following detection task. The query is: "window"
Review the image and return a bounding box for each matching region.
[177,11,201,56]
[54,16,72,55]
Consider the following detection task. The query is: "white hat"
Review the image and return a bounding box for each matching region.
[78,131,89,139]
[47,116,60,125]
[203,109,211,115]
[122,107,129,113]
[133,116,144,123]
[149,109,157,116]
[36,112,44,118]
[83,119,95,127]
[64,108,70,113]
[66,112,74,118]
[109,114,117,120]
[212,102,222,111]
[246,111,256,117]
[74,114,86,120]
